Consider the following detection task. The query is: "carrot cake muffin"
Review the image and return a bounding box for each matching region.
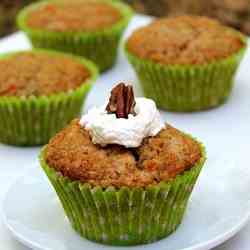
[40,83,206,245]
[18,0,133,72]
[125,16,246,111]
[0,50,98,146]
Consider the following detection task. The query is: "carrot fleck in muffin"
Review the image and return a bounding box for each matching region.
[125,16,246,111]
[40,83,206,245]
[18,0,133,72]
[0,50,98,146]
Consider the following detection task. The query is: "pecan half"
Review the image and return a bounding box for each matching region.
[106,83,136,119]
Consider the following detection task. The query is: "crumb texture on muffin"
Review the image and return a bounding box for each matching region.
[127,16,245,65]
[27,0,122,32]
[45,119,202,188]
[0,52,90,97]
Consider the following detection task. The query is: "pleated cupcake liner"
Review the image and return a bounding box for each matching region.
[40,138,206,246]
[0,50,98,146]
[17,0,133,72]
[125,43,247,112]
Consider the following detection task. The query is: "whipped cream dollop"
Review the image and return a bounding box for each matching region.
[80,97,165,148]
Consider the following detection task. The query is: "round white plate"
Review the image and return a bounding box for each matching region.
[3,155,250,250]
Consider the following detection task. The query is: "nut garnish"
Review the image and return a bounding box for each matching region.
[106,83,136,118]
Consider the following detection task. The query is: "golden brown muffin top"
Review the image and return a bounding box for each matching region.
[27,0,122,32]
[0,52,90,97]
[45,119,202,188]
[127,16,245,65]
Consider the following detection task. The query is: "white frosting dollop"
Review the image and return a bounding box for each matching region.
[80,97,165,148]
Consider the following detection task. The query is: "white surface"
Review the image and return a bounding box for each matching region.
[3,157,250,250]
[1,15,250,250]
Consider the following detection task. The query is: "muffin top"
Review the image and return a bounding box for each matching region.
[0,52,90,97]
[45,83,203,188]
[127,16,245,65]
[45,119,201,188]
[26,0,122,32]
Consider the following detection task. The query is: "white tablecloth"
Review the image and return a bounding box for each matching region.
[0,16,250,250]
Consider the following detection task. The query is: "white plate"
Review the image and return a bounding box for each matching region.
[2,15,250,250]
[3,156,250,250]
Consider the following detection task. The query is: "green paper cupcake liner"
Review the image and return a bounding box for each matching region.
[0,50,98,146]
[40,139,206,245]
[125,42,247,112]
[17,0,134,72]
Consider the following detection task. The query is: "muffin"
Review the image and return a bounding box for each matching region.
[40,83,206,245]
[17,0,133,72]
[0,50,98,146]
[125,16,246,112]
